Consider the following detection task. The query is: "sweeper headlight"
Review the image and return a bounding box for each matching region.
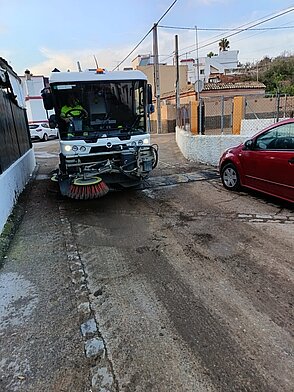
[64,145,87,153]
[136,139,149,146]
[64,145,72,152]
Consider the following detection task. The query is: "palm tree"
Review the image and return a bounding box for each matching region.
[219,38,230,51]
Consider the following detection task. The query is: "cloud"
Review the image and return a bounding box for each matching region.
[156,25,294,64]
[29,45,137,75]
[27,23,294,77]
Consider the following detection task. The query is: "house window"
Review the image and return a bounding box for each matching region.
[200,69,205,75]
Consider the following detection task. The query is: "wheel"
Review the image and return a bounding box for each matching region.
[43,133,48,142]
[221,163,241,191]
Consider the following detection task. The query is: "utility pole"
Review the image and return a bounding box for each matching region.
[175,34,180,127]
[194,25,204,134]
[153,23,162,134]
[195,26,200,102]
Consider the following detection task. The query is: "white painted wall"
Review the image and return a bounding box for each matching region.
[20,76,54,123]
[240,118,277,135]
[176,127,248,167]
[0,149,36,234]
[176,117,289,166]
[27,99,52,123]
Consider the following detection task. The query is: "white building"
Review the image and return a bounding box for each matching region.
[20,71,54,123]
[132,54,154,68]
[181,50,239,84]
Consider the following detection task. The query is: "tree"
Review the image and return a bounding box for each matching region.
[260,55,294,94]
[219,38,230,51]
[207,51,216,58]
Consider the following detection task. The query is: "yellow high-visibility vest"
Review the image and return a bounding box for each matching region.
[61,104,83,118]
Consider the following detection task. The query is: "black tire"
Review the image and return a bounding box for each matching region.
[43,133,48,142]
[221,163,241,191]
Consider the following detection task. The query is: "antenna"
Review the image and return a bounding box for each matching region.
[93,55,99,68]
[77,61,82,72]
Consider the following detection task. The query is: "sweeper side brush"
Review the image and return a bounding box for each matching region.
[67,177,109,200]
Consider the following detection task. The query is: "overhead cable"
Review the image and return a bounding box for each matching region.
[180,7,294,58]
[161,6,294,62]
[112,0,178,71]
[159,25,294,31]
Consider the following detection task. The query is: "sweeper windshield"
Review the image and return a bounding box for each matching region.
[51,80,147,140]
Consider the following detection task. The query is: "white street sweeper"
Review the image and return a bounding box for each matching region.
[42,67,158,199]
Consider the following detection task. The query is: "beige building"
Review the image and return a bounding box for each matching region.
[132,55,188,97]
[137,64,188,98]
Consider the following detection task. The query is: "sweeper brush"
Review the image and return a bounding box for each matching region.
[66,177,109,200]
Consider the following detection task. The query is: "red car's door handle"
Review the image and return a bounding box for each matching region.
[288,157,294,164]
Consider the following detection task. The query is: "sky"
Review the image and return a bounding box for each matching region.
[1,0,294,76]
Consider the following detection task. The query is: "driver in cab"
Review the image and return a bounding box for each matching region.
[60,94,85,122]
[60,94,87,136]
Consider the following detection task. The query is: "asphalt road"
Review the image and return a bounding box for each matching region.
[0,135,293,392]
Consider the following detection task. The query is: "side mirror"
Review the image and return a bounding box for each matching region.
[148,104,155,114]
[244,139,254,150]
[41,88,54,110]
[147,84,153,105]
[49,114,57,129]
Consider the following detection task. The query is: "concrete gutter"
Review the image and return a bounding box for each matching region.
[0,149,36,234]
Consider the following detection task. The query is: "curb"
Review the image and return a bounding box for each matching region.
[58,205,118,392]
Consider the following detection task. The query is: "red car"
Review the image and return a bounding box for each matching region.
[219,118,294,203]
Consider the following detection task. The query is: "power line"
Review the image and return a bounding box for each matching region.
[112,0,178,71]
[112,27,154,71]
[159,25,294,31]
[227,20,294,47]
[161,6,294,62]
[156,0,178,26]
[181,7,294,58]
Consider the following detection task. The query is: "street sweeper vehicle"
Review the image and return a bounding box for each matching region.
[42,68,158,199]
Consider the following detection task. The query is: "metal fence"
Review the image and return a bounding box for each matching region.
[178,94,294,135]
[242,94,294,133]
[0,89,31,174]
[179,104,191,131]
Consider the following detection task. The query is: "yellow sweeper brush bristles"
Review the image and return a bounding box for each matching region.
[67,177,109,200]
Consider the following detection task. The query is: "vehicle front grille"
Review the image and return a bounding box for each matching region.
[90,144,127,153]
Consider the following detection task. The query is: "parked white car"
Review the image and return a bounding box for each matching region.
[29,122,59,142]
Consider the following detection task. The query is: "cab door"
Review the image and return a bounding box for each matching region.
[241,122,294,201]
